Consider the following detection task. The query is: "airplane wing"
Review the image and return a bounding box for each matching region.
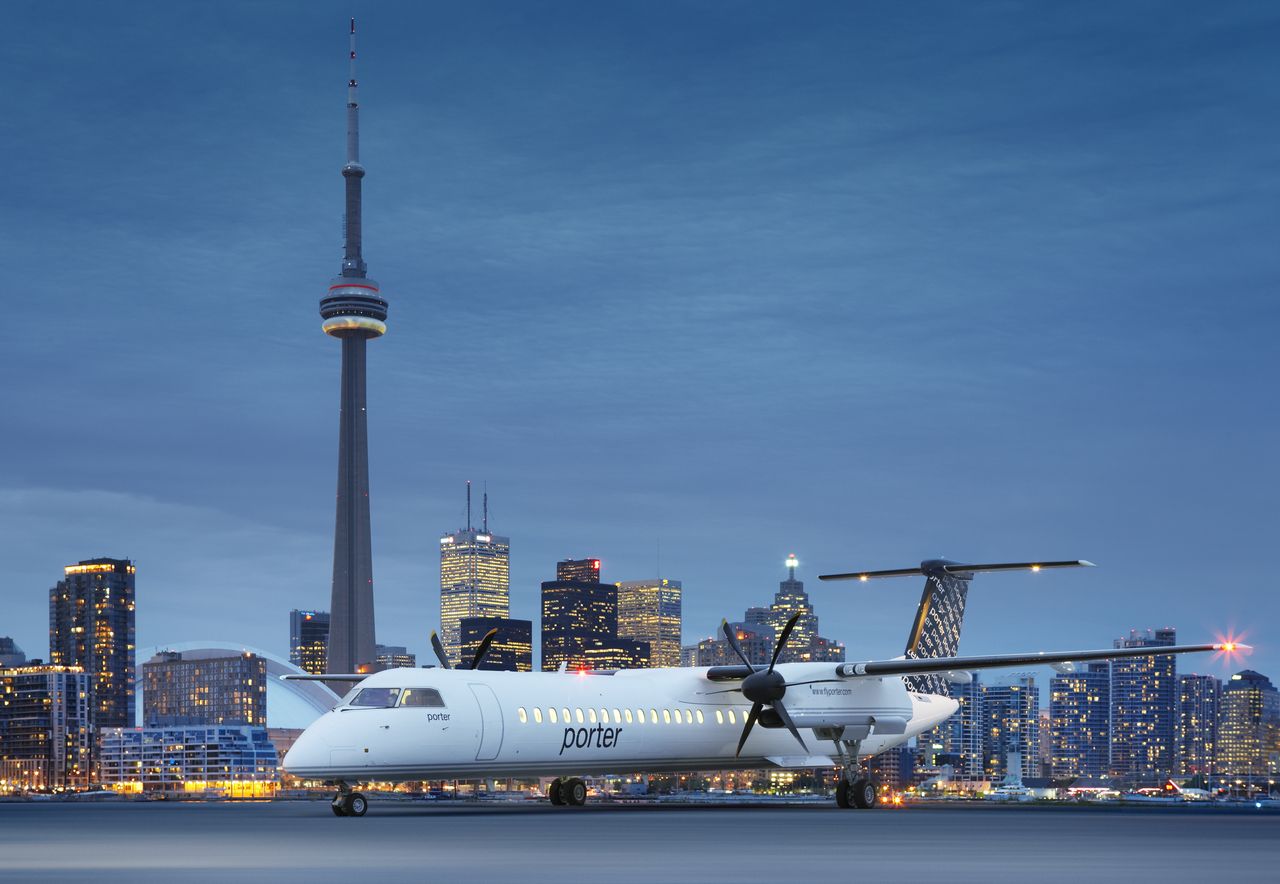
[835,641,1239,679]
[280,673,368,682]
[819,560,1094,581]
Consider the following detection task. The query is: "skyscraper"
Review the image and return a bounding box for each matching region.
[0,663,92,791]
[439,485,510,662]
[0,638,25,668]
[1177,673,1220,779]
[322,19,388,676]
[541,559,649,671]
[1049,662,1111,778]
[616,579,682,668]
[982,674,1041,780]
[1216,669,1280,786]
[945,675,985,784]
[289,610,330,675]
[49,558,136,728]
[459,617,532,672]
[141,651,267,727]
[374,645,416,669]
[1110,628,1177,784]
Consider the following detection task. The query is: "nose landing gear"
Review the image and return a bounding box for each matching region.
[331,783,368,817]
[547,777,587,807]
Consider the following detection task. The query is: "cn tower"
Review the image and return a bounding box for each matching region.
[321,19,386,675]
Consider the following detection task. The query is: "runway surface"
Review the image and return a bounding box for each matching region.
[2,799,1277,883]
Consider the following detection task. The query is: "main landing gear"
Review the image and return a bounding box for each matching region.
[547,777,588,807]
[825,731,878,810]
[331,783,368,817]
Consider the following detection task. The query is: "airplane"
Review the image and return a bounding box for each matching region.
[281,558,1243,816]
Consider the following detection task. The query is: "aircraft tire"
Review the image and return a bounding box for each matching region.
[346,792,368,817]
[565,778,588,806]
[331,798,348,817]
[852,779,877,810]
[548,778,565,806]
[835,782,850,809]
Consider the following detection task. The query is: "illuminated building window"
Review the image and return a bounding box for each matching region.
[533,707,543,724]
[517,707,527,724]
[662,709,671,724]
[715,709,724,724]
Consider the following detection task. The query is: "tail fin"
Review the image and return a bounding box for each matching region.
[819,558,1094,695]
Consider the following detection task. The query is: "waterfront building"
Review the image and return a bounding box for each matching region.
[1109,628,1177,784]
[375,644,416,669]
[0,638,25,668]
[1050,662,1111,778]
[322,20,389,677]
[98,725,279,797]
[289,610,329,675]
[459,617,532,672]
[1216,669,1280,786]
[0,664,92,792]
[1177,674,1220,779]
[49,557,137,728]
[439,485,510,662]
[616,579,682,669]
[142,651,267,727]
[945,675,985,784]
[983,674,1041,780]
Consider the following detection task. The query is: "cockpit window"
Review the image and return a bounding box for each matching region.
[399,688,445,708]
[349,687,401,708]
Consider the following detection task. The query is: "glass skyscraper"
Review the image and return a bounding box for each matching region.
[289,610,330,675]
[460,616,532,672]
[0,663,92,791]
[982,674,1040,780]
[49,558,136,729]
[541,560,649,671]
[1050,662,1111,778]
[1216,669,1279,786]
[439,493,510,663]
[1110,628,1177,784]
[616,579,682,669]
[1177,673,1220,778]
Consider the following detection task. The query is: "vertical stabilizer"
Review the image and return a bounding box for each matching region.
[901,560,972,694]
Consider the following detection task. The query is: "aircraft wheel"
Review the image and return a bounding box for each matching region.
[331,796,348,816]
[344,792,368,817]
[548,778,565,806]
[852,779,877,810]
[835,781,850,808]
[565,778,588,806]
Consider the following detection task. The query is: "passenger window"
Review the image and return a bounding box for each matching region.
[399,688,445,708]
[728,709,737,724]
[612,708,621,724]
[649,709,658,724]
[715,709,724,724]
[562,708,571,724]
[636,708,645,724]
[575,708,584,724]
[662,709,671,724]
[517,707,528,723]
[684,710,693,724]
[624,709,633,724]
[696,709,704,724]
[602,708,611,723]
[534,707,543,724]
[351,687,401,708]
[588,708,597,724]
[549,707,558,723]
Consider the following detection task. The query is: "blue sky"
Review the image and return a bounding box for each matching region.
[3,1,1276,687]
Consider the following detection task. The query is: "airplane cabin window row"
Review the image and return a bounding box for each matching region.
[516,706,729,725]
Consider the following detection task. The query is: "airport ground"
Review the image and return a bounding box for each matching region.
[2,799,1277,883]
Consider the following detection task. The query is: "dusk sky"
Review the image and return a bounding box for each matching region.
[4,2,1276,688]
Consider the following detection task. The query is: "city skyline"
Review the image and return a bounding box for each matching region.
[3,3,1276,682]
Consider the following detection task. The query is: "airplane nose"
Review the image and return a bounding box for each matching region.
[282,724,331,775]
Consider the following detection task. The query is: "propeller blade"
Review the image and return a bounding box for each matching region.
[735,702,763,758]
[721,619,757,673]
[466,628,500,670]
[429,631,452,670]
[769,612,801,672]
[771,699,809,753]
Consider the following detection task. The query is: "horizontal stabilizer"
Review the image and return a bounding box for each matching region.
[837,642,1239,680]
[280,673,368,682]
[819,559,1095,581]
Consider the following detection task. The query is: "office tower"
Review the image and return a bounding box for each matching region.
[1050,662,1111,778]
[982,674,1040,780]
[540,559,648,671]
[439,484,510,662]
[49,558,136,728]
[459,617,532,672]
[0,638,25,667]
[98,725,279,798]
[289,610,330,675]
[375,645,416,669]
[556,558,602,582]
[1177,674,1221,778]
[757,556,845,663]
[616,579,682,668]
[0,663,92,791]
[141,651,267,727]
[694,622,775,667]
[680,644,699,667]
[322,20,389,677]
[1110,628,1177,783]
[1216,669,1280,785]
[583,640,650,671]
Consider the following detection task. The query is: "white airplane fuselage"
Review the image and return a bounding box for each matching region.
[282,663,958,781]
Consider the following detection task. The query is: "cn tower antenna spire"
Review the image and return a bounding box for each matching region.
[341,17,366,278]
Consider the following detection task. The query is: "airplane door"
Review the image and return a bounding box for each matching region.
[468,683,504,761]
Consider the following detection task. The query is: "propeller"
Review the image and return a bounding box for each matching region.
[430,628,500,671]
[719,613,809,756]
